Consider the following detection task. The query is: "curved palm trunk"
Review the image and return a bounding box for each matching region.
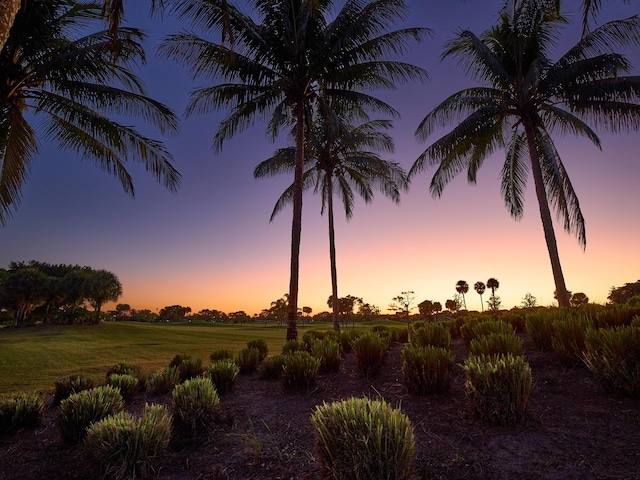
[524,122,570,308]
[286,101,305,341]
[327,175,340,333]
[0,0,20,52]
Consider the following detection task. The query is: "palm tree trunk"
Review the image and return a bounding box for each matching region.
[0,0,20,52]
[286,101,305,341]
[327,175,340,333]
[524,123,571,307]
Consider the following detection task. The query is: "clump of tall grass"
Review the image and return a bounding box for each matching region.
[462,354,532,424]
[282,340,307,355]
[583,324,640,398]
[351,333,389,378]
[206,359,239,394]
[401,345,452,394]
[460,319,514,347]
[260,354,286,380]
[171,377,219,437]
[209,348,233,362]
[148,366,180,395]
[311,338,342,373]
[525,311,555,350]
[58,385,125,444]
[411,322,451,349]
[85,404,172,480]
[246,338,268,361]
[236,347,261,374]
[302,330,326,350]
[551,315,592,366]
[282,351,321,391]
[469,332,523,358]
[0,392,45,436]
[106,374,139,403]
[311,397,415,480]
[169,354,204,382]
[53,374,94,405]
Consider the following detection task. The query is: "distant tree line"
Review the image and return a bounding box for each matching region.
[0,261,122,327]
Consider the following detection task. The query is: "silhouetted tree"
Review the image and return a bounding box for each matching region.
[570,292,589,307]
[608,281,640,304]
[474,282,486,311]
[456,281,469,310]
[521,292,538,308]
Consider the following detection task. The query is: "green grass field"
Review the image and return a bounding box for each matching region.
[0,320,392,395]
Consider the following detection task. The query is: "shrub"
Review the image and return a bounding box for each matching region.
[106,374,139,403]
[260,354,286,379]
[338,329,361,353]
[469,332,523,358]
[171,377,219,437]
[247,338,268,361]
[0,393,45,436]
[148,366,180,394]
[462,354,532,424]
[282,351,321,391]
[351,333,388,378]
[85,404,172,480]
[58,385,125,444]
[236,347,261,374]
[525,311,555,351]
[311,338,342,373]
[106,362,142,380]
[209,349,233,362]
[206,359,239,394]
[311,397,415,480]
[583,325,640,398]
[169,355,204,383]
[401,345,452,394]
[282,340,307,355]
[302,330,325,349]
[460,319,514,346]
[53,374,94,405]
[502,311,527,333]
[551,315,592,365]
[411,322,451,349]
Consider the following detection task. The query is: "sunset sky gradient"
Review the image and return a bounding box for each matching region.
[1,0,639,316]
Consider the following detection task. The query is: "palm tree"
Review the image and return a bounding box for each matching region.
[411,0,640,307]
[456,280,469,310]
[159,0,429,340]
[487,277,500,310]
[255,106,408,333]
[474,281,486,311]
[0,0,180,226]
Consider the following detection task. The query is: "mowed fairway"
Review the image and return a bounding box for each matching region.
[0,321,335,395]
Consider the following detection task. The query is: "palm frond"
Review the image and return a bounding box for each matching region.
[500,129,529,219]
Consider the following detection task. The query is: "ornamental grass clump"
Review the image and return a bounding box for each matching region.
[53,374,94,405]
[311,397,415,480]
[460,319,514,347]
[551,315,592,366]
[282,351,321,391]
[106,374,139,403]
[469,332,523,358]
[282,340,307,355]
[351,333,388,378]
[169,354,205,382]
[311,338,342,373]
[401,344,453,394]
[0,392,45,436]
[302,330,325,349]
[236,347,261,374]
[583,324,640,398]
[209,348,233,362]
[171,377,219,437]
[58,385,125,444]
[462,354,532,424]
[148,366,180,394]
[260,354,286,379]
[411,322,451,349]
[206,359,239,394]
[85,404,172,480]
[525,311,555,350]
[246,338,269,361]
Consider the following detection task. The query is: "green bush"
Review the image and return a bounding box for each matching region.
[170,355,204,383]
[302,330,325,349]
[148,366,180,394]
[351,333,388,378]
[469,332,523,358]
[53,374,94,405]
[85,404,172,480]
[460,319,514,346]
[311,338,342,373]
[401,345,452,394]
[209,348,233,362]
[171,377,219,437]
[282,351,321,391]
[0,392,45,436]
[236,347,261,374]
[311,397,415,480]
[583,325,640,398]
[282,340,307,355]
[462,354,532,424]
[525,311,555,350]
[411,322,451,349]
[58,385,125,444]
[106,362,143,380]
[206,359,239,394]
[247,338,269,361]
[502,311,527,333]
[106,374,139,403]
[551,315,592,365]
[338,329,361,353]
[260,355,286,380]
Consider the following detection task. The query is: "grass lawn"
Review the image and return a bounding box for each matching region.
[0,320,392,395]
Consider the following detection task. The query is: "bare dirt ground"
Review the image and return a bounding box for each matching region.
[1,334,639,480]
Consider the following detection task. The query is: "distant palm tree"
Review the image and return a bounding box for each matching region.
[474,281,486,311]
[487,277,500,310]
[456,280,469,310]
[0,0,180,226]
[159,0,429,340]
[255,105,408,333]
[411,0,640,307]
